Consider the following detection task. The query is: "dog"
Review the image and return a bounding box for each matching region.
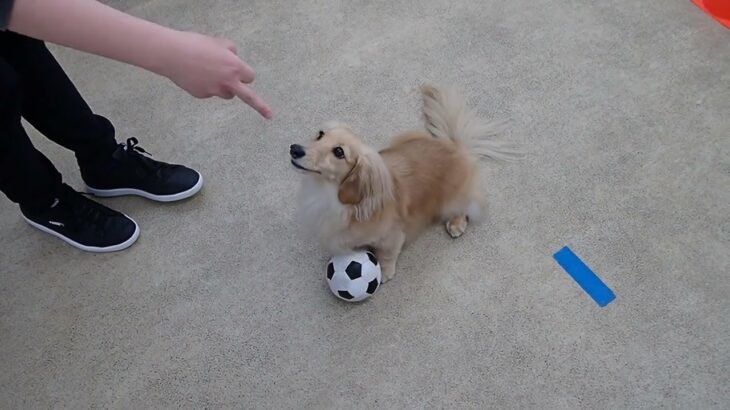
[290,84,521,283]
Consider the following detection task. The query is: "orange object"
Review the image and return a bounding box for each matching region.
[692,0,730,28]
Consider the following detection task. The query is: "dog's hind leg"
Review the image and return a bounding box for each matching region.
[442,191,484,238]
[445,214,468,238]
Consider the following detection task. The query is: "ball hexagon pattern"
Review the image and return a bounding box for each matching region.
[326,251,381,302]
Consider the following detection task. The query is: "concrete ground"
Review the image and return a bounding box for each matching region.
[1,0,728,408]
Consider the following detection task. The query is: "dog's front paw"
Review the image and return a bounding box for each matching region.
[446,215,468,238]
[380,265,396,283]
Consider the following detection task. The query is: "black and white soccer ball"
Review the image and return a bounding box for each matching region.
[326,251,382,302]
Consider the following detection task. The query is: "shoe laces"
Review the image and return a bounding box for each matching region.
[115,137,164,173]
[59,186,116,230]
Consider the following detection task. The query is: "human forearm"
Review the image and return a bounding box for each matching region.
[8,0,178,75]
[6,0,272,118]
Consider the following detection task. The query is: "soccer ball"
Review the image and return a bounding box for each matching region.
[326,251,382,302]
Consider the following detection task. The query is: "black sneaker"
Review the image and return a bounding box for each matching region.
[82,137,203,202]
[20,184,139,253]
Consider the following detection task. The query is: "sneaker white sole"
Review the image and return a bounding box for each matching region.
[22,215,140,253]
[85,172,203,202]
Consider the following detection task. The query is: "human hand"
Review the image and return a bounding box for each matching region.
[160,31,273,119]
[7,0,272,118]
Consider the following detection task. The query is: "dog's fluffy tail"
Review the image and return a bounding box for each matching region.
[420,84,523,161]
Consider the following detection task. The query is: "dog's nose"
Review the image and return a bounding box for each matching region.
[290,144,305,159]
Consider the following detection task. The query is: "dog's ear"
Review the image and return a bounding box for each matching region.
[338,149,393,221]
[338,163,363,206]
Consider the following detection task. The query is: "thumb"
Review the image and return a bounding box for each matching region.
[236,58,256,84]
[218,38,238,55]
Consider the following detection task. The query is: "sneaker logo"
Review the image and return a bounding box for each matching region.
[48,221,65,227]
[51,198,60,208]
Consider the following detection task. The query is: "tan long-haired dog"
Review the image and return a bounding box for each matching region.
[290,84,521,282]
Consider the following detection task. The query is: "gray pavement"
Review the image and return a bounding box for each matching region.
[1,0,728,408]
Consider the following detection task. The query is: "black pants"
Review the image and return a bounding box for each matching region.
[0,31,117,211]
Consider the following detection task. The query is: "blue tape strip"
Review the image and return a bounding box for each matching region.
[553,246,616,307]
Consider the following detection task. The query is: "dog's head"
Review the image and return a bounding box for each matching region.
[290,123,393,220]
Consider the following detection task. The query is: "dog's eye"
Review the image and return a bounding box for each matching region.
[332,147,345,159]
[316,130,324,141]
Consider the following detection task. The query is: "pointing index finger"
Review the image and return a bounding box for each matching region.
[232,82,273,119]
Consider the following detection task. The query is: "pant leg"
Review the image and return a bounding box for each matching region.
[0,56,61,210]
[1,31,118,163]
